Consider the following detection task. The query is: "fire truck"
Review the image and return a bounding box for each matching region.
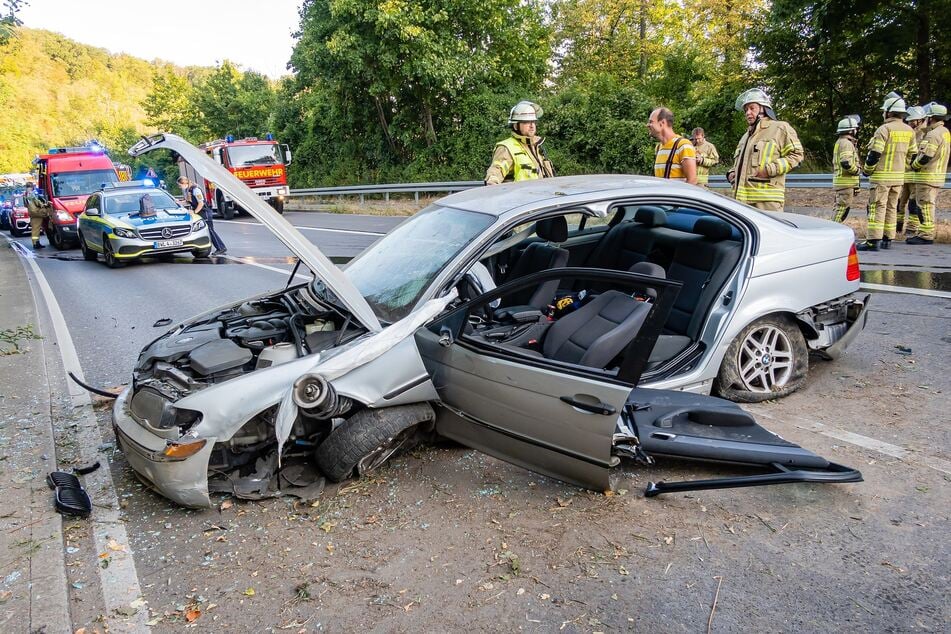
[177,135,291,219]
[34,143,120,249]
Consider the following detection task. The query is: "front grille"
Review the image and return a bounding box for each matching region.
[138,225,191,240]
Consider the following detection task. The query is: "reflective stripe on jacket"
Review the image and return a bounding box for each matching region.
[911,122,950,186]
[732,119,804,204]
[832,136,860,188]
[864,119,917,185]
[904,127,928,184]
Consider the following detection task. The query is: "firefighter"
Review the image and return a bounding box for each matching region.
[24,182,48,249]
[691,127,719,187]
[906,102,950,245]
[832,115,861,223]
[727,88,804,212]
[858,92,918,251]
[898,105,928,235]
[484,101,555,185]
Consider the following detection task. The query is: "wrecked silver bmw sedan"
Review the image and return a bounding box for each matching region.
[113,134,864,507]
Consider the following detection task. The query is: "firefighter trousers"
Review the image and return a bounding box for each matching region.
[749,200,784,212]
[912,184,938,241]
[832,187,858,223]
[30,217,43,243]
[866,183,901,241]
[897,183,920,234]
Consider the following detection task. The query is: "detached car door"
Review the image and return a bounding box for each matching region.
[415,267,681,490]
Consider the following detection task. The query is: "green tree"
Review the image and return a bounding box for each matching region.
[0,0,25,45]
[192,61,276,139]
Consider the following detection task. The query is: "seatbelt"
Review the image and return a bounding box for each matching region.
[663,138,686,179]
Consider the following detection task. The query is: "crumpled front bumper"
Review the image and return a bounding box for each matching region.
[112,387,214,507]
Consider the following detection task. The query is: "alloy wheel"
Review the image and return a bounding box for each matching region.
[736,324,794,393]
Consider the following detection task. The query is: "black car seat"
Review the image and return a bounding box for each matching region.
[539,290,651,369]
[656,216,742,362]
[500,216,569,309]
[627,261,666,300]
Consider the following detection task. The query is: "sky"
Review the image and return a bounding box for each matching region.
[18,0,303,78]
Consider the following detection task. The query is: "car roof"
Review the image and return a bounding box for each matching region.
[99,186,168,197]
[436,175,700,216]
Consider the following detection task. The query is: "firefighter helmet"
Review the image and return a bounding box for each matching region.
[905,106,927,122]
[923,102,948,119]
[508,101,543,126]
[836,115,861,134]
[735,88,775,119]
[881,91,906,114]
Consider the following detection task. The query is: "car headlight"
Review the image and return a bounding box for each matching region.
[113,227,137,238]
[192,219,206,231]
[55,210,73,223]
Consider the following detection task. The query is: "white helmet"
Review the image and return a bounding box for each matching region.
[923,101,948,119]
[508,101,543,126]
[905,106,927,122]
[836,114,861,135]
[881,91,906,114]
[735,88,775,119]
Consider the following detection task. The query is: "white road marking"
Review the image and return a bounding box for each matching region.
[221,254,313,280]
[217,218,386,236]
[860,282,951,299]
[755,409,951,475]
[6,236,150,632]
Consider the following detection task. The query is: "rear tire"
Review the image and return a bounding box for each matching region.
[714,315,808,403]
[315,404,435,482]
[79,233,97,261]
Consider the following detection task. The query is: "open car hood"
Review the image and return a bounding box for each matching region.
[129,134,381,332]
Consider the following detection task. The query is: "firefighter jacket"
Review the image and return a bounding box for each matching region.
[694,140,719,185]
[904,127,928,184]
[731,118,804,205]
[910,122,950,187]
[863,119,917,186]
[485,134,554,185]
[832,136,860,189]
[26,193,50,219]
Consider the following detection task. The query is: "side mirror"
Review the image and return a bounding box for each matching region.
[282,144,292,165]
[85,208,101,217]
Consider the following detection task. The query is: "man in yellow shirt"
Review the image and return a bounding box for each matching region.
[647,107,697,184]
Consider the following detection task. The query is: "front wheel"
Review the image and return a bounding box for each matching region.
[218,193,236,220]
[270,198,285,214]
[314,404,435,482]
[10,224,23,237]
[50,223,67,250]
[192,248,211,259]
[714,315,808,403]
[102,235,123,269]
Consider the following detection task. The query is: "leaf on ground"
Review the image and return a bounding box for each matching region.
[319,520,337,533]
[107,539,125,552]
[185,609,201,622]
[220,499,233,511]
[243,587,256,597]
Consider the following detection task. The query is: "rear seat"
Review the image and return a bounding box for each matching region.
[662,216,742,347]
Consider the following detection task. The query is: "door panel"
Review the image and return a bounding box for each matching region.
[417,326,628,490]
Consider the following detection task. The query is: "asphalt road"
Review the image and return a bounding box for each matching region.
[3,210,950,631]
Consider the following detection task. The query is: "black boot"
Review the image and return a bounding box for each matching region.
[905,235,933,245]
[857,240,879,252]
[880,238,891,250]
[33,241,46,250]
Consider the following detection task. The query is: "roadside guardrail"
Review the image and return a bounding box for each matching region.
[289,173,951,202]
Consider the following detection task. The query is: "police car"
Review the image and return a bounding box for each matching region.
[77,181,212,268]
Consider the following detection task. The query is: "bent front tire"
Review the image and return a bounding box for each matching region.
[314,404,435,482]
[714,315,808,403]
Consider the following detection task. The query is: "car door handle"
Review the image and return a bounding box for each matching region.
[560,396,617,415]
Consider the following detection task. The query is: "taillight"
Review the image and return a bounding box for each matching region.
[846,243,860,281]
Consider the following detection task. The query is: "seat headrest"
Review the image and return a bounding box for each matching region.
[693,216,732,241]
[628,261,666,279]
[634,206,667,227]
[536,216,568,243]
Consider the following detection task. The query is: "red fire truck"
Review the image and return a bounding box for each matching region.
[34,143,119,249]
[177,135,291,219]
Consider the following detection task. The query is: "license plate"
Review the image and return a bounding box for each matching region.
[153,239,183,248]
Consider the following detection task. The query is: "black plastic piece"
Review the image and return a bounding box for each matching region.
[644,462,863,497]
[54,486,92,517]
[74,461,101,475]
[47,471,81,490]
